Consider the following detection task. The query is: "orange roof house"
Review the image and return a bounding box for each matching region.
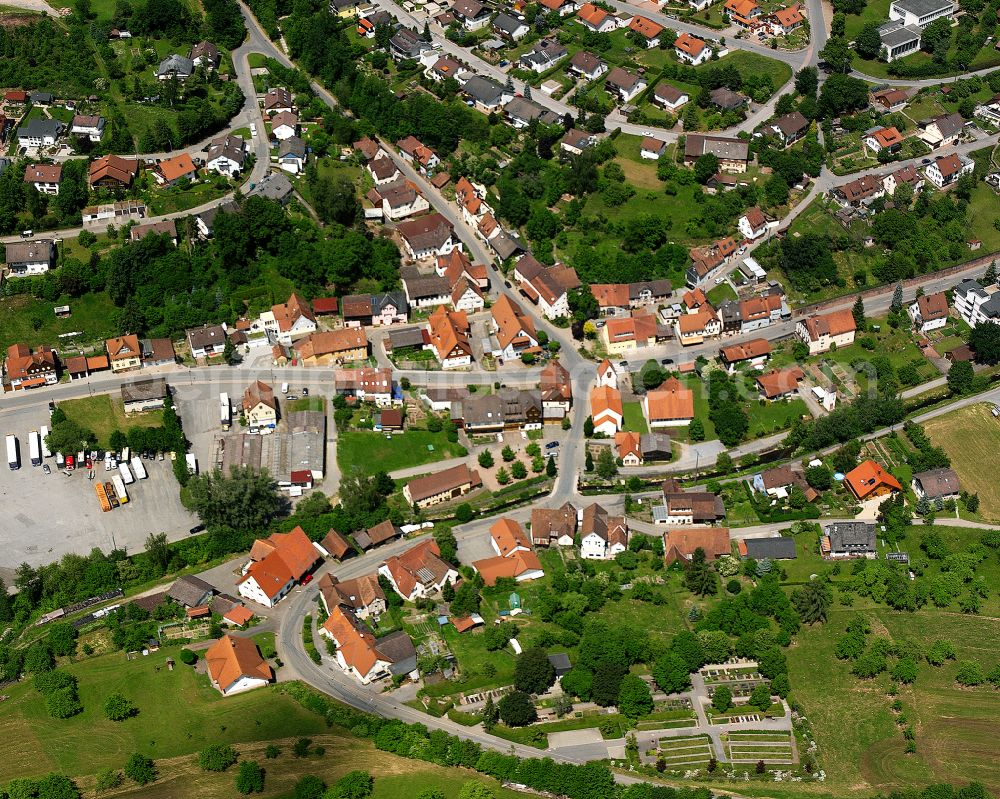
[426,305,472,366]
[321,605,386,682]
[844,460,902,501]
[674,32,707,59]
[628,15,664,41]
[755,367,804,399]
[238,526,319,607]
[867,127,903,150]
[577,2,611,29]
[590,384,623,435]
[490,517,532,557]
[472,550,545,586]
[663,527,731,565]
[153,152,196,185]
[378,539,458,601]
[204,634,273,695]
[615,431,643,465]
[772,5,803,27]
[644,377,694,427]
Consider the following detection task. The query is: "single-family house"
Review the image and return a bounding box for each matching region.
[396,213,458,260]
[156,54,194,80]
[426,305,472,368]
[823,521,876,559]
[918,112,963,149]
[205,133,247,175]
[652,83,689,112]
[238,526,319,607]
[755,366,804,399]
[278,136,307,174]
[769,111,809,146]
[674,32,712,65]
[264,87,294,114]
[640,136,667,160]
[270,111,299,141]
[530,503,578,547]
[540,359,573,419]
[23,163,61,195]
[739,536,796,560]
[189,40,221,69]
[88,154,139,189]
[186,324,227,358]
[452,0,491,29]
[912,467,960,501]
[628,15,664,46]
[844,459,902,501]
[242,380,278,433]
[604,67,646,103]
[674,307,721,345]
[684,134,749,172]
[596,358,618,389]
[379,540,459,601]
[615,431,643,465]
[493,12,530,41]
[333,366,394,406]
[738,207,768,240]
[491,294,540,360]
[658,478,727,526]
[5,240,55,276]
[105,334,142,373]
[568,50,608,80]
[925,153,973,188]
[318,572,386,620]
[663,526,731,564]
[70,114,104,142]
[863,126,904,153]
[520,38,568,72]
[579,503,628,559]
[577,2,616,31]
[908,291,949,332]
[320,605,416,683]
[205,635,273,696]
[153,153,196,186]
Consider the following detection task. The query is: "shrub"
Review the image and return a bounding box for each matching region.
[180,649,197,665]
[497,690,537,726]
[955,661,985,686]
[124,753,157,785]
[330,770,374,799]
[294,774,326,799]
[104,692,138,721]
[199,744,238,772]
[235,760,265,794]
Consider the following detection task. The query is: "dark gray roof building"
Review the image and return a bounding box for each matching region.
[742,537,797,560]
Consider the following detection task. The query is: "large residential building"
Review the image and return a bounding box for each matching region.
[403,462,482,508]
[4,344,57,389]
[396,213,459,260]
[683,134,749,172]
[954,279,1000,327]
[295,328,368,365]
[530,503,578,547]
[600,312,660,355]
[796,309,856,354]
[889,0,954,28]
[237,526,320,607]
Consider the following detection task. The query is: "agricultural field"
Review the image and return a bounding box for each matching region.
[924,403,1000,521]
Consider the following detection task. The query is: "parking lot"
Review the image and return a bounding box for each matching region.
[0,401,199,571]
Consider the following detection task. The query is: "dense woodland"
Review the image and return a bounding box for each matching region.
[0,196,401,337]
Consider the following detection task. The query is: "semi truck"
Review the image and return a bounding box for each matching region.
[220,392,231,431]
[95,483,112,512]
[118,461,134,485]
[111,475,129,504]
[130,456,147,480]
[28,431,41,467]
[6,435,18,470]
[40,425,51,458]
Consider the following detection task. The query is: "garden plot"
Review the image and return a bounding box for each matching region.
[656,735,715,767]
[724,730,796,764]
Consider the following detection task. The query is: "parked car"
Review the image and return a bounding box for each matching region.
[302,387,309,396]
[545,441,559,450]
[189,524,205,534]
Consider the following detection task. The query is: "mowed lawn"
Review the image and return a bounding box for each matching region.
[789,606,1000,797]
[923,403,1000,521]
[622,401,649,434]
[59,394,164,448]
[746,397,807,438]
[337,429,468,476]
[0,646,326,783]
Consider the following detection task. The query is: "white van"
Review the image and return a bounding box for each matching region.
[281,382,289,394]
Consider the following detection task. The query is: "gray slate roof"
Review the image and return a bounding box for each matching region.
[743,537,797,560]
